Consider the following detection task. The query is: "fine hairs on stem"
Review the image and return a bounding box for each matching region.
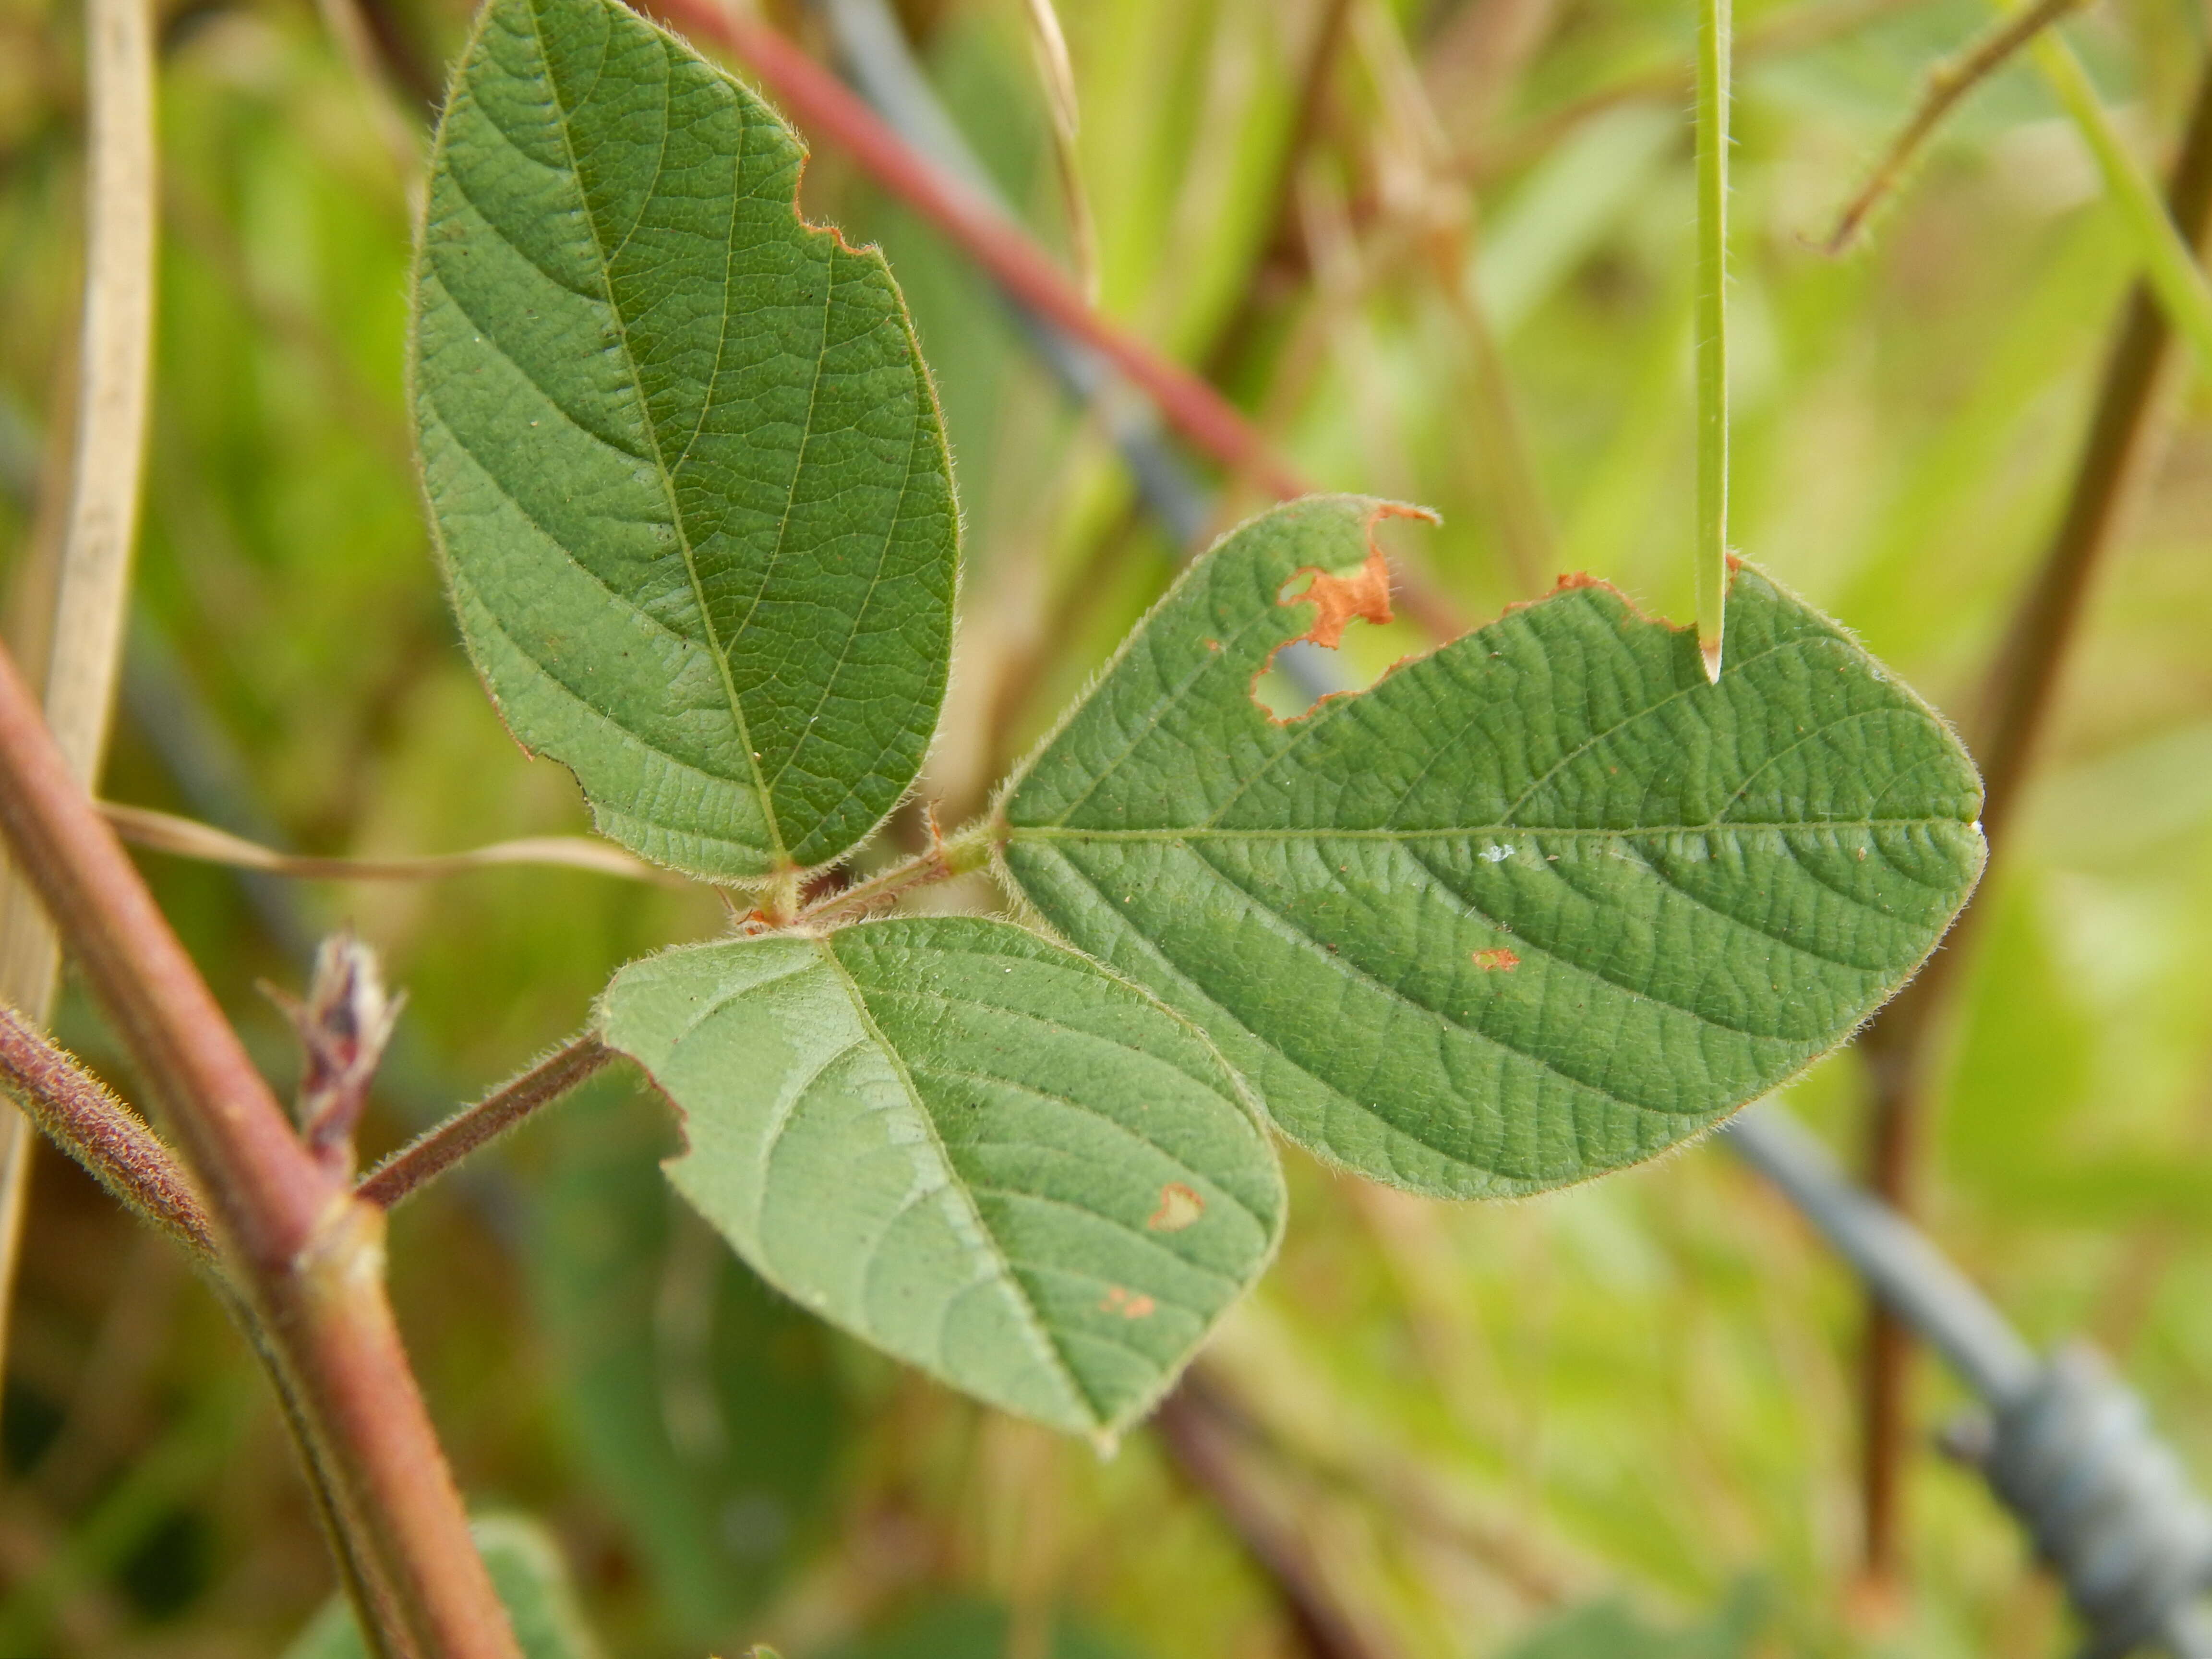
[0,637,521,1659]
[359,1034,617,1210]
[1693,0,1731,685]
[1820,0,2086,254]
[0,1002,216,1262]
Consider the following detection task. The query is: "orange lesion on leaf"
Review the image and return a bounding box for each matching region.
[1472,947,1521,972]
[1147,1182,1203,1232]
[1284,541,1395,649]
[1277,500,1440,649]
[1253,502,1443,725]
[1101,1286,1157,1319]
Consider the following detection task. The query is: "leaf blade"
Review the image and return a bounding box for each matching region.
[413,0,957,879]
[597,916,1285,1436]
[999,496,1985,1198]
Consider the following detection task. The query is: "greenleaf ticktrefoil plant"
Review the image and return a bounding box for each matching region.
[406,0,1985,1446]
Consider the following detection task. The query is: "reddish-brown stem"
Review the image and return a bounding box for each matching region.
[359,1034,615,1211]
[0,639,518,1659]
[641,0,1310,502]
[1853,57,2212,1589]
[0,1002,216,1262]
[1154,1377,1394,1659]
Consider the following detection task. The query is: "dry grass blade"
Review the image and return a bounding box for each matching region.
[0,0,159,1403]
[1822,0,2088,254]
[1021,0,1098,302]
[100,802,683,886]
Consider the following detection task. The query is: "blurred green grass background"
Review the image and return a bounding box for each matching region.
[4,0,2212,1653]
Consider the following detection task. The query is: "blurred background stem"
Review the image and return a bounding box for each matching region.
[1854,50,2212,1597]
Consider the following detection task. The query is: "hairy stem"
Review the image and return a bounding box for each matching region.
[799,821,998,930]
[1694,0,1731,684]
[0,640,518,1659]
[0,1003,216,1262]
[642,0,1312,500]
[1823,0,2086,254]
[359,1034,616,1211]
[0,0,161,1407]
[1854,55,2212,1589]
[2032,23,2212,371]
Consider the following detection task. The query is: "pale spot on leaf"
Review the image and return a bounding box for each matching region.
[1101,1286,1157,1319]
[1148,1182,1203,1231]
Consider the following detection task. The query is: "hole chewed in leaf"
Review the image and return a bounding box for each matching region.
[1286,541,1394,649]
[999,495,1986,1200]
[1252,501,1439,722]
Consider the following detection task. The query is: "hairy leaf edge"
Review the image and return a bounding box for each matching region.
[406,0,963,887]
[591,917,1290,1442]
[982,497,1990,1197]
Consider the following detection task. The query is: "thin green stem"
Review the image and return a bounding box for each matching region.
[1822,0,2086,253]
[1694,0,1731,684]
[2032,24,2212,371]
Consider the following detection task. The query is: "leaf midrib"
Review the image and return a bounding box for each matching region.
[812,939,1103,1430]
[522,0,788,868]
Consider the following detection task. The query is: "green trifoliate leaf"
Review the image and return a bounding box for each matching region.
[597,917,1284,1438]
[413,0,957,879]
[998,496,1984,1199]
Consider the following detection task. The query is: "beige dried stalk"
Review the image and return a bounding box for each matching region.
[0,0,160,1383]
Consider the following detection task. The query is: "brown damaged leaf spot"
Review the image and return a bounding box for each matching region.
[1147,1182,1203,1232]
[1472,947,1521,972]
[1282,541,1394,649]
[1101,1286,1157,1319]
[1251,501,1442,725]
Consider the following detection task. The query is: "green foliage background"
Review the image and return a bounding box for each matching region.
[1,0,2211,1654]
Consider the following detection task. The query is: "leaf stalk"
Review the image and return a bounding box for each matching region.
[358,1034,617,1211]
[796,818,998,928]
